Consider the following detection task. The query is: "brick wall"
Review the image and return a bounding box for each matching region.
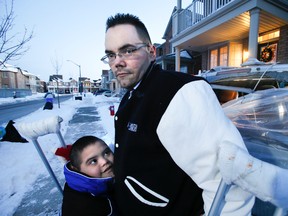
[277,25,288,64]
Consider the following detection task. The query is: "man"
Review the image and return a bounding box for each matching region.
[101,13,254,215]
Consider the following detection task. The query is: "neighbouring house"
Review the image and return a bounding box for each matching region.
[0,63,34,98]
[101,69,122,93]
[22,70,37,94]
[47,75,76,94]
[162,0,288,214]
[0,61,106,97]
[101,69,110,90]
[156,7,202,74]
[47,75,63,94]
[68,78,78,93]
[47,75,96,94]
[37,78,47,93]
[82,77,92,93]
[161,0,288,74]
[91,79,102,93]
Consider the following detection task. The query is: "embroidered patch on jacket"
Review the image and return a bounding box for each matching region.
[127,122,138,132]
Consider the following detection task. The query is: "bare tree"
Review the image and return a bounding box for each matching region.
[51,53,63,108]
[51,54,63,76]
[0,0,33,66]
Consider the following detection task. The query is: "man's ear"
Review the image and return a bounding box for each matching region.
[149,45,156,58]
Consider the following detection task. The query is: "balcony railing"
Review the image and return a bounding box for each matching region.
[172,0,234,36]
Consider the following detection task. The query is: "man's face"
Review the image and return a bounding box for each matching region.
[104,24,156,89]
[79,141,114,178]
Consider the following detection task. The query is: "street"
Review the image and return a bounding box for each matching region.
[0,95,73,126]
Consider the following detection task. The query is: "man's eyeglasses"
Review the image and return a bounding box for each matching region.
[101,43,149,64]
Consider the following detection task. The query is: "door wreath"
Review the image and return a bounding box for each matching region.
[260,46,273,62]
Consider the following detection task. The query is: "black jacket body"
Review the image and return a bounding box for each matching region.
[114,64,204,216]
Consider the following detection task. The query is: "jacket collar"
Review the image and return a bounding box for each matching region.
[64,162,114,196]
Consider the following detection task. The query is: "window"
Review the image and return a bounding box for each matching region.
[258,30,279,63]
[258,30,279,43]
[180,65,188,73]
[219,46,228,66]
[210,45,228,68]
[229,43,243,66]
[210,49,218,68]
[1,72,8,78]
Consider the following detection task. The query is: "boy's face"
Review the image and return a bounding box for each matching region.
[78,141,114,178]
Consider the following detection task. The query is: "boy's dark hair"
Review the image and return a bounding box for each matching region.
[106,13,152,44]
[70,136,106,170]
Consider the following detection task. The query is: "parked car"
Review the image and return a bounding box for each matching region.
[111,92,125,102]
[94,89,111,96]
[103,90,113,97]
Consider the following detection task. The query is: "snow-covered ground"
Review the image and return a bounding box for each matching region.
[0,93,119,216]
[1,92,287,215]
[0,93,47,105]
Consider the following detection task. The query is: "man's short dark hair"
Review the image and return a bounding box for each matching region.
[70,136,106,170]
[106,13,152,44]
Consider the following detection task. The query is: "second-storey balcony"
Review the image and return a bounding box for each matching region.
[173,0,234,35]
[172,0,288,52]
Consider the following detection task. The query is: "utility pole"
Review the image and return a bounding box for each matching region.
[66,60,82,95]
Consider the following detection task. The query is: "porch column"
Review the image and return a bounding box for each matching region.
[175,46,181,71]
[174,0,182,35]
[174,0,182,71]
[242,8,264,66]
[177,0,181,10]
[249,8,260,59]
[161,61,166,70]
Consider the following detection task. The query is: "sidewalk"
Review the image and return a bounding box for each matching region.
[13,101,112,216]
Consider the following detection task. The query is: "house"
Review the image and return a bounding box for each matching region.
[156,7,202,74]
[36,77,47,93]
[0,61,105,97]
[167,0,288,73]
[0,63,33,98]
[166,1,288,214]
[47,75,80,94]
[92,79,102,92]
[68,78,78,93]
[100,69,123,93]
[22,70,37,94]
[82,77,92,93]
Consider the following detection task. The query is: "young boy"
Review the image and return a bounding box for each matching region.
[61,136,115,216]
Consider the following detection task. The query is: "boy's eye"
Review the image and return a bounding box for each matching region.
[90,159,97,165]
[103,148,112,157]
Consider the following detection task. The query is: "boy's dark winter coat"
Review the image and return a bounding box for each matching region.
[62,183,112,216]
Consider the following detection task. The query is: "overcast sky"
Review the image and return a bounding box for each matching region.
[3,0,191,81]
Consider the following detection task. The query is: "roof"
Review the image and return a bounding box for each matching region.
[0,61,19,73]
[160,49,193,60]
[162,6,177,40]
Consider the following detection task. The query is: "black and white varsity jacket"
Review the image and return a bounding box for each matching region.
[113,63,254,216]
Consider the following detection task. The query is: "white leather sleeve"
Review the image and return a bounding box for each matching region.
[156,80,255,215]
